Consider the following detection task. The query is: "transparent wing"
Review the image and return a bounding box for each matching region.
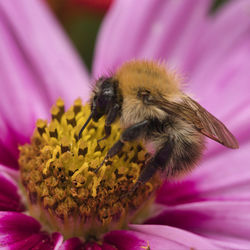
[156,96,239,149]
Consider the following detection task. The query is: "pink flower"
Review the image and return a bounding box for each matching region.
[1,0,250,249]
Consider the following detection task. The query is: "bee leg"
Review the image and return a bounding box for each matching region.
[94,140,124,173]
[121,120,149,142]
[95,120,149,173]
[133,141,173,191]
[106,119,149,156]
[97,125,111,143]
[98,103,120,143]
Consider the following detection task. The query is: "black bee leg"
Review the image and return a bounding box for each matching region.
[95,120,149,173]
[121,120,149,142]
[133,140,173,191]
[97,104,120,143]
[107,119,149,155]
[94,140,124,173]
[97,125,111,143]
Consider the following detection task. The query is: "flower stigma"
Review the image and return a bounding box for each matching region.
[18,98,162,240]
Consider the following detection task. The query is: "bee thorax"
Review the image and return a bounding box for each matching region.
[120,97,166,128]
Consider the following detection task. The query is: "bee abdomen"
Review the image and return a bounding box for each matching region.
[167,135,205,178]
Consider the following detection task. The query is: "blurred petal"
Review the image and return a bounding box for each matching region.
[93,0,211,77]
[0,163,19,181]
[188,2,250,152]
[2,233,50,250]
[59,237,83,250]
[187,0,250,77]
[104,225,220,250]
[0,0,90,105]
[0,212,60,249]
[94,0,250,82]
[104,230,147,250]
[146,201,250,248]
[0,0,90,168]
[0,167,23,212]
[53,232,64,250]
[157,142,250,205]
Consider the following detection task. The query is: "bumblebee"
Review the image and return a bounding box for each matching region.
[79,60,238,187]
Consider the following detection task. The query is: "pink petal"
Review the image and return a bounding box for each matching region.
[0,0,90,105]
[157,142,250,205]
[0,212,39,245]
[94,0,250,89]
[0,212,61,249]
[52,232,64,250]
[0,164,19,181]
[93,0,211,77]
[0,169,23,212]
[59,237,83,250]
[3,232,52,250]
[104,230,147,250]
[146,201,250,248]
[104,225,220,250]
[180,1,250,157]
[187,0,250,77]
[0,141,18,169]
[0,0,90,168]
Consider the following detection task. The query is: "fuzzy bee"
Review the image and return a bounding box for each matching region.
[79,60,238,187]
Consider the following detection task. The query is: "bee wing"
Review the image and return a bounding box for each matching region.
[156,96,239,149]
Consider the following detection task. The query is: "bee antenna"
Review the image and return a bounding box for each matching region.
[78,112,93,139]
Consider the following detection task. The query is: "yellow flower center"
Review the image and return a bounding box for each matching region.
[18,98,161,241]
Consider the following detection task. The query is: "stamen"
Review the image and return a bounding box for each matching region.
[18,98,161,240]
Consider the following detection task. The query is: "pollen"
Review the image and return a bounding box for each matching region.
[18,98,161,240]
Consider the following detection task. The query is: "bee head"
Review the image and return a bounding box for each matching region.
[91,78,116,122]
[79,78,117,139]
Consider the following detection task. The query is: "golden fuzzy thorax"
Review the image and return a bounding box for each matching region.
[114,60,182,128]
[115,60,181,99]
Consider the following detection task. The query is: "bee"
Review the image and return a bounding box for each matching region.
[79,60,239,187]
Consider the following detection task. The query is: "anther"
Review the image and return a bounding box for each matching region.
[49,123,58,138]
[56,98,65,115]
[73,98,82,115]
[36,119,47,136]
[66,111,76,127]
[61,137,71,153]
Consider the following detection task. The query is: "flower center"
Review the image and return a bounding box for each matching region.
[18,98,161,240]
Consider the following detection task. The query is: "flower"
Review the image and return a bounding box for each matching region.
[1,0,250,249]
